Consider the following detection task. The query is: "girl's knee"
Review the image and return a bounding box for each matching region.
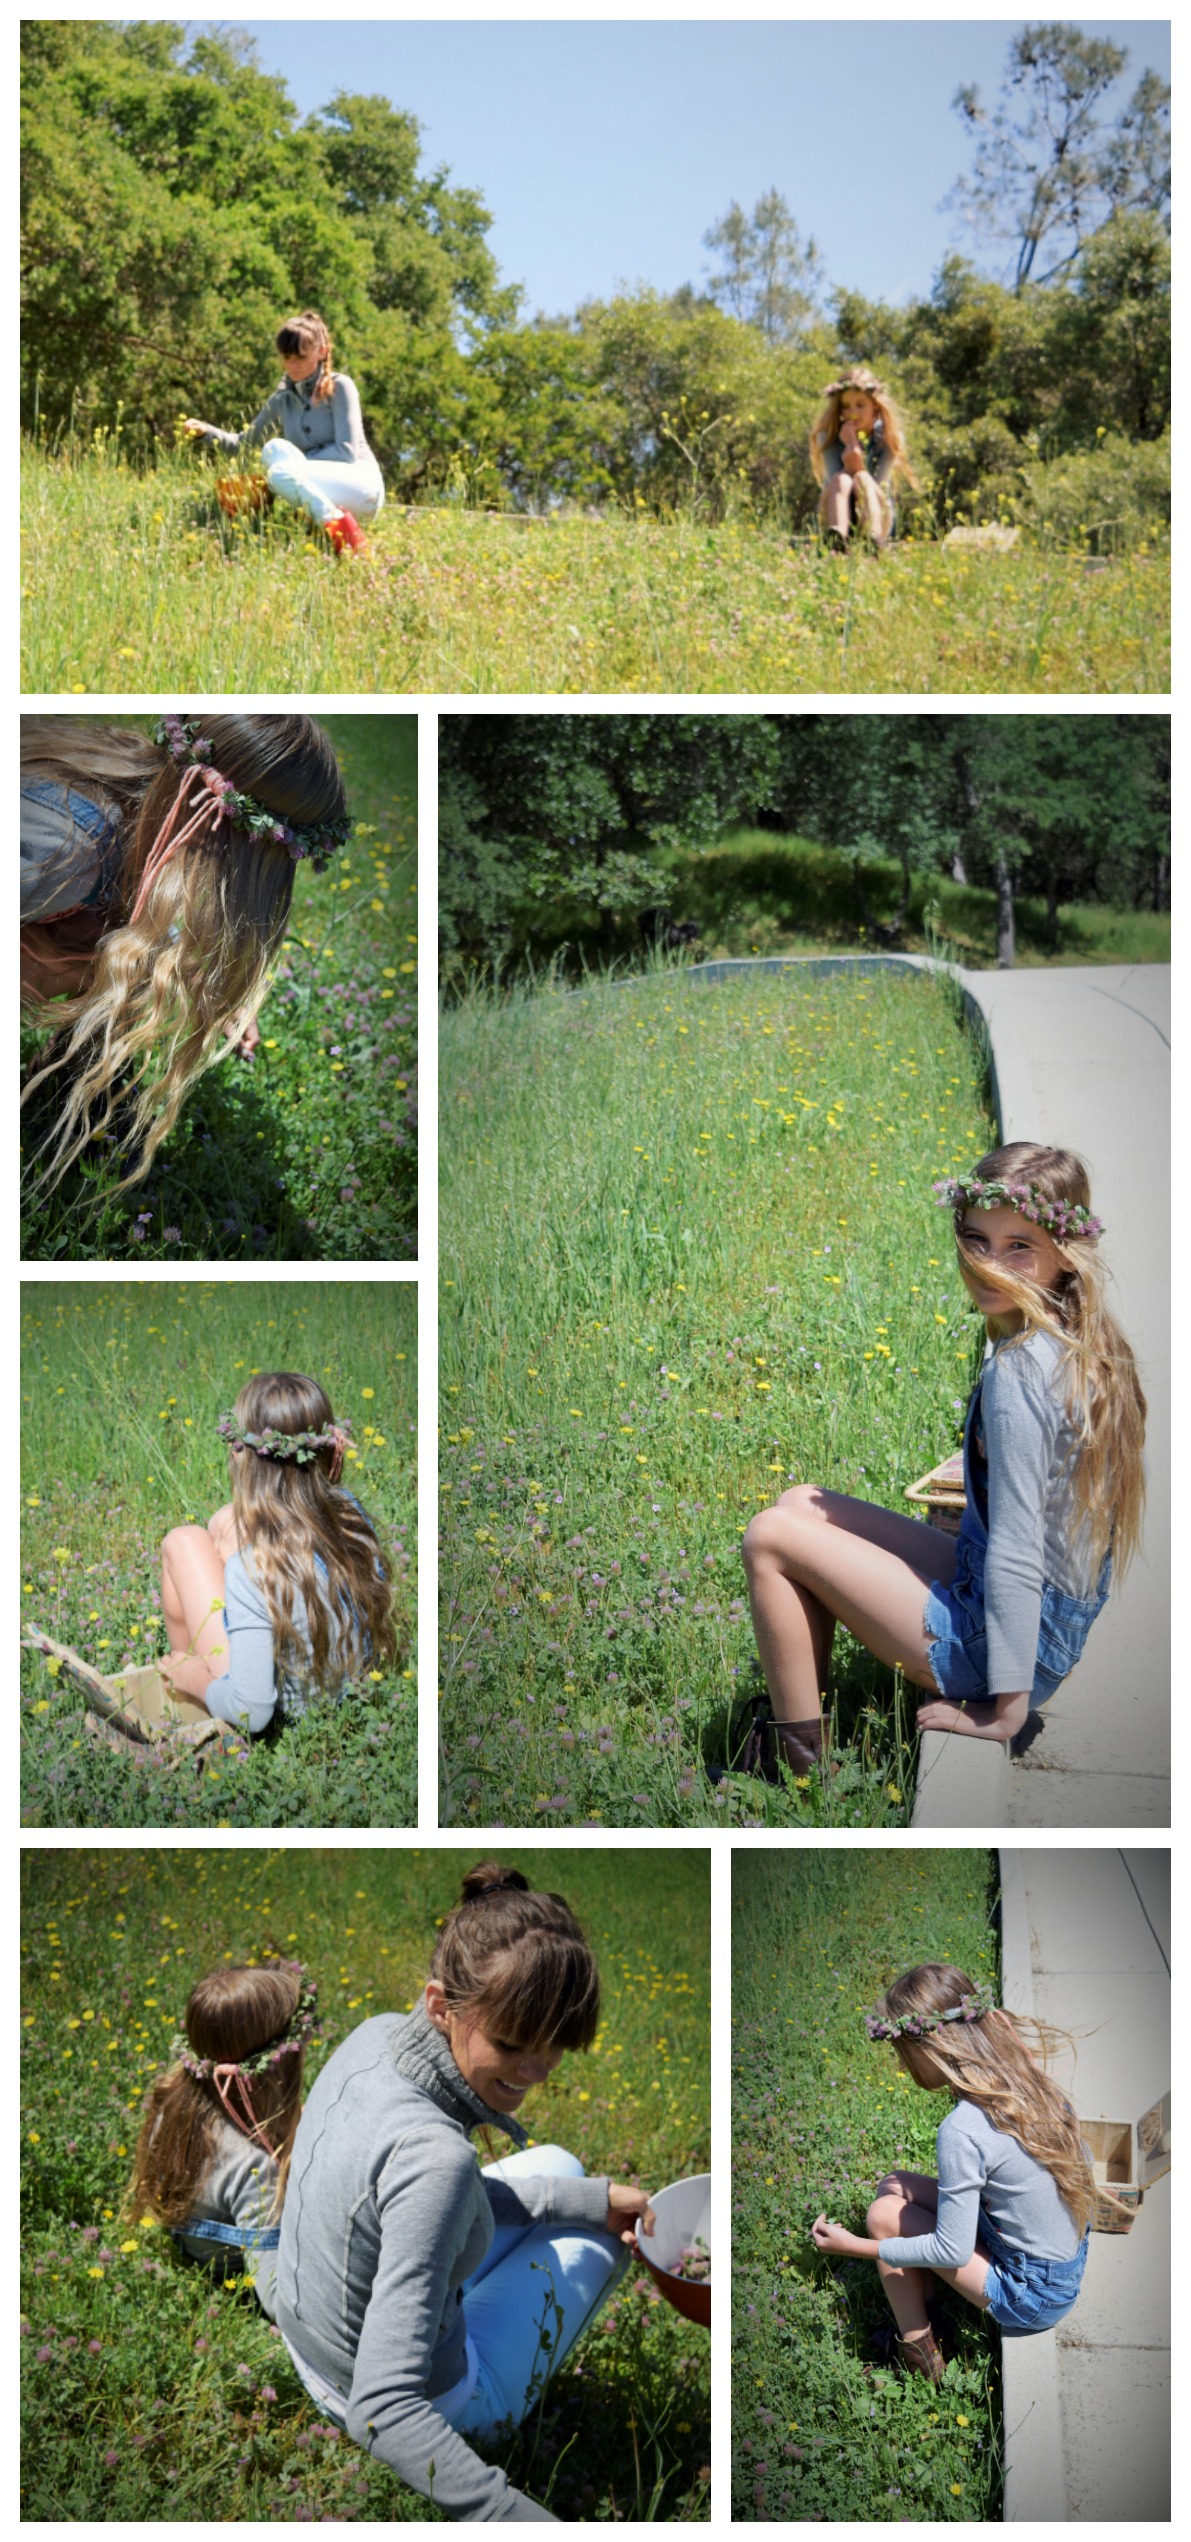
[162,1523,209,1564]
[867,2192,902,2241]
[742,1486,820,1571]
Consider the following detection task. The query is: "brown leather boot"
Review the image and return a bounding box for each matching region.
[771,1716,831,1775]
[896,2327,946,2386]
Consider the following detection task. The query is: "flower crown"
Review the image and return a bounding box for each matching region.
[151,716,352,868]
[217,1411,352,1466]
[933,1174,1103,1243]
[173,1968,320,2080]
[865,1979,998,2042]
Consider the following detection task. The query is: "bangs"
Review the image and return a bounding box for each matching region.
[467,1938,600,2056]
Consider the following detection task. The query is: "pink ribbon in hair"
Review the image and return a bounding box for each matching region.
[327,1426,349,1485]
[212,2060,279,2158]
[128,764,234,925]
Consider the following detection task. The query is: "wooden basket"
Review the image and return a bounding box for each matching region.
[905,1452,966,1537]
[1084,2094,1171,2233]
[24,1632,241,1762]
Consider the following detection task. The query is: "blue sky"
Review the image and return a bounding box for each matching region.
[232,17,1170,313]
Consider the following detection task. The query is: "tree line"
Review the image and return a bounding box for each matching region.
[439,715,1170,975]
[22,20,1169,536]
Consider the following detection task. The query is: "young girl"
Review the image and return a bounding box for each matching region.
[741,1142,1146,1773]
[811,1962,1094,2382]
[127,1957,318,2318]
[273,1861,657,2521]
[809,364,916,548]
[158,1370,397,1734]
[21,712,350,1188]
[183,309,384,554]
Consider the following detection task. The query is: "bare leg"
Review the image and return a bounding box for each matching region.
[160,1524,231,1703]
[852,468,892,545]
[742,1486,957,1722]
[868,2172,992,2336]
[821,474,854,538]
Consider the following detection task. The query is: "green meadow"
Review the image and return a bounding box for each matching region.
[21,712,417,1264]
[22,439,1169,695]
[732,1848,1001,2521]
[439,964,995,1829]
[20,1282,416,1829]
[21,1846,711,2523]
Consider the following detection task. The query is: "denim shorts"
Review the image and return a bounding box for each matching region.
[922,1529,1110,1706]
[979,2211,1088,2337]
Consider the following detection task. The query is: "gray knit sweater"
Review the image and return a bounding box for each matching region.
[200,370,374,467]
[173,2114,282,2316]
[275,2005,611,2521]
[878,2098,1084,2269]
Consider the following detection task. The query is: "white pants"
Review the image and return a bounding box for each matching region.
[259,437,385,529]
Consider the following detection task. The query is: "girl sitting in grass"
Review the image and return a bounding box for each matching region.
[127,1956,319,2318]
[742,1142,1145,1773]
[809,364,916,549]
[273,1860,657,2522]
[811,1962,1094,2383]
[21,711,350,1189]
[158,1371,397,1734]
[183,308,383,554]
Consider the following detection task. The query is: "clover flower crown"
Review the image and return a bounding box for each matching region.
[172,1968,320,2081]
[865,1979,998,2043]
[217,1411,352,1469]
[151,716,352,869]
[934,1173,1103,1244]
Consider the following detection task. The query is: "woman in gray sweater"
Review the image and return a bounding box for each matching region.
[275,1864,657,2521]
[812,1962,1094,2383]
[184,308,383,554]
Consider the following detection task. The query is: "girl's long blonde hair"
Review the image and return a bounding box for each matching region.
[952,1141,1146,1578]
[229,1372,398,1690]
[126,1959,307,2229]
[21,715,345,1189]
[879,1963,1096,2238]
[276,310,336,403]
[809,364,918,487]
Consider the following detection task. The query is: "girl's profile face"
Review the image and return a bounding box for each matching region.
[839,389,876,433]
[957,1204,1064,1316]
[424,1979,563,2113]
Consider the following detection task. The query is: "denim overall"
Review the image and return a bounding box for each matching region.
[922,1374,1111,1704]
[979,2208,1089,2336]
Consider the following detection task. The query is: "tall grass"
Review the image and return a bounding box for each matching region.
[439,964,995,1828]
[20,1282,416,1828]
[21,1846,711,2523]
[21,714,417,1263]
[22,437,1169,695]
[732,1848,1001,2522]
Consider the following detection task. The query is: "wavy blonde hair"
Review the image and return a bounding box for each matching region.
[878,1962,1096,2238]
[126,1959,307,2229]
[809,363,918,487]
[229,1372,398,1690]
[951,1141,1146,1578]
[21,714,345,1189]
[276,309,336,404]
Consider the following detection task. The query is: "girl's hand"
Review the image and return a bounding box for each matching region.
[811,2212,858,2254]
[226,1014,261,1056]
[607,2183,657,2245]
[182,418,213,437]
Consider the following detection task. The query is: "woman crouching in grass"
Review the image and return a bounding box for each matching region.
[741,1143,1145,1776]
[183,308,383,555]
[158,1372,397,1734]
[127,1955,318,2317]
[812,1963,1094,2383]
[273,1861,657,2521]
[21,712,350,1190]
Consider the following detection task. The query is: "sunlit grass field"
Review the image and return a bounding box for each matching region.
[439,965,995,1828]
[20,713,417,1263]
[732,1848,1001,2521]
[21,1846,711,2523]
[22,439,1169,695]
[20,1282,416,1829]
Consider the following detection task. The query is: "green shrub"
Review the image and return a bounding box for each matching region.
[1015,430,1170,555]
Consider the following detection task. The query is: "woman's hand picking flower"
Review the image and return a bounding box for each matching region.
[811,2212,862,2255]
[607,2183,656,2244]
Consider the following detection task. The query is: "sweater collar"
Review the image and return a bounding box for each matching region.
[390,1998,529,2148]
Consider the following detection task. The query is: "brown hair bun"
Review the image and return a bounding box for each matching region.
[460,1861,530,1903]
[431,1865,599,2053]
